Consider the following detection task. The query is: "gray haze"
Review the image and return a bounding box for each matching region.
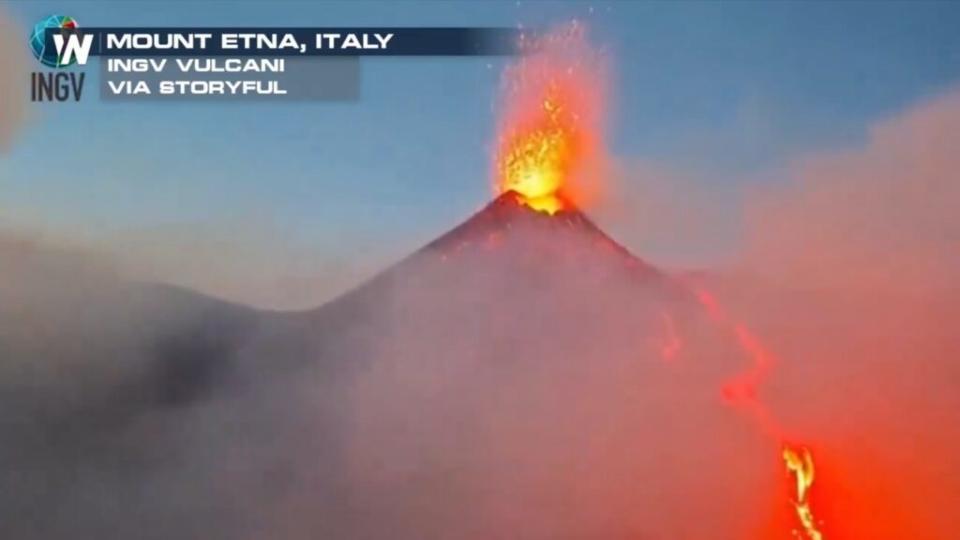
[0,204,773,539]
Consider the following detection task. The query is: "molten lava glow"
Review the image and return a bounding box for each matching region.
[498,96,571,214]
[493,22,605,214]
[783,445,824,540]
[722,323,774,405]
[684,284,828,538]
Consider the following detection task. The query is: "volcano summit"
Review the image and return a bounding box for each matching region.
[341,190,666,302]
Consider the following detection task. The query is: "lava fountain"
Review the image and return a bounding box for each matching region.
[493,22,606,214]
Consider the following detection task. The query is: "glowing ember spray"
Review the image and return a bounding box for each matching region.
[498,93,571,214]
[493,22,606,214]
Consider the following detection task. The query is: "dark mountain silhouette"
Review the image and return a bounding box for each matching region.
[318,190,672,314]
[426,190,646,262]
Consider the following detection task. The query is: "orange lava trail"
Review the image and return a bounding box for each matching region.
[686,284,827,539]
[783,445,824,540]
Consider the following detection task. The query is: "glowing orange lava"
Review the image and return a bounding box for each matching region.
[497,94,572,214]
[686,284,828,538]
[493,23,605,215]
[783,445,824,540]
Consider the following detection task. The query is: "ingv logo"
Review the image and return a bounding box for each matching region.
[29,15,91,68]
[29,15,89,102]
[52,32,94,66]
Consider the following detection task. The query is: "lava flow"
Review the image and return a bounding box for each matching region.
[690,285,827,539]
[784,445,825,540]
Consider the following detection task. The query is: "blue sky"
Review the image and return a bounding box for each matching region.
[3,1,960,304]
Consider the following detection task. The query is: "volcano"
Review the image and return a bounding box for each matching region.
[429,191,660,273]
[320,190,673,315]
[2,192,741,540]
[280,191,689,381]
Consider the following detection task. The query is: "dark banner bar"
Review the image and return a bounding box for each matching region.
[46,27,523,56]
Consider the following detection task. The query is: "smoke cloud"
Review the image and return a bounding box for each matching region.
[606,86,960,538]
[99,219,383,310]
[723,87,960,539]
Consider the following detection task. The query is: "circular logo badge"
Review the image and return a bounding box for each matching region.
[30,15,79,68]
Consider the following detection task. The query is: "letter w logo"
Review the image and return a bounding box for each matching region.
[52,32,93,66]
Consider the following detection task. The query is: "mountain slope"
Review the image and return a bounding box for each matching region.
[316,190,671,317]
[1,193,728,540]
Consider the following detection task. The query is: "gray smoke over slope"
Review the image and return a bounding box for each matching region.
[0,199,779,539]
[723,88,960,539]
[0,232,263,539]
